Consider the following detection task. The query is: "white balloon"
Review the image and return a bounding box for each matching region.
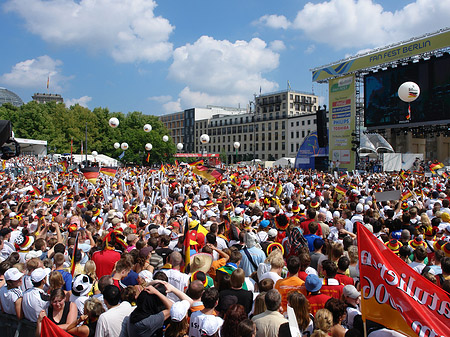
[177,143,184,150]
[162,135,169,142]
[200,134,210,144]
[114,142,120,149]
[398,82,420,103]
[234,142,241,149]
[121,142,129,150]
[145,143,153,151]
[91,151,98,156]
[109,117,119,128]
[143,124,152,132]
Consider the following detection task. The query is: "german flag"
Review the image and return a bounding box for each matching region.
[192,165,224,183]
[70,232,79,276]
[335,184,347,195]
[400,170,409,180]
[430,162,444,172]
[32,186,42,196]
[80,167,100,184]
[275,183,283,197]
[413,170,424,177]
[160,164,166,174]
[401,190,412,201]
[125,179,133,186]
[100,167,117,177]
[441,171,448,178]
[248,183,257,191]
[57,184,67,193]
[189,159,204,167]
[43,194,61,206]
[175,160,179,167]
[60,160,69,173]
[146,153,150,163]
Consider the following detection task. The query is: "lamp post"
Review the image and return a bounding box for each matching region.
[234,142,240,164]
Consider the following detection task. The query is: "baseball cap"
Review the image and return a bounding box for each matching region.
[268,228,278,238]
[267,207,277,214]
[343,285,360,299]
[138,270,153,284]
[200,316,224,336]
[31,267,51,283]
[4,268,24,281]
[356,203,364,213]
[170,299,191,322]
[260,219,270,228]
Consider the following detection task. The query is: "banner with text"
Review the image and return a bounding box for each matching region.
[313,29,450,81]
[329,74,355,171]
[357,223,450,337]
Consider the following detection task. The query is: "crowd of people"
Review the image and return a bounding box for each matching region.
[0,155,449,337]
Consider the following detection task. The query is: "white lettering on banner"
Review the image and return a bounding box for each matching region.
[360,249,449,336]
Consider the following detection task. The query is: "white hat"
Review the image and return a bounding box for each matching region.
[356,203,364,213]
[268,228,278,238]
[343,285,360,299]
[234,207,243,215]
[204,221,213,229]
[170,299,191,322]
[31,267,51,283]
[192,202,200,208]
[25,250,43,261]
[115,212,124,219]
[206,210,216,218]
[4,268,24,281]
[333,211,340,218]
[251,215,260,222]
[267,207,277,214]
[138,270,153,284]
[200,316,223,336]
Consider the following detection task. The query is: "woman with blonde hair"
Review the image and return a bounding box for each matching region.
[257,248,283,281]
[84,260,99,295]
[67,298,105,337]
[259,249,285,283]
[278,291,314,336]
[48,271,65,295]
[251,292,266,317]
[313,308,333,336]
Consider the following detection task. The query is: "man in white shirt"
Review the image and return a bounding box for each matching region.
[96,285,135,337]
[161,252,190,302]
[22,267,50,322]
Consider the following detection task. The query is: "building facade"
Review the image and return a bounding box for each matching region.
[160,90,322,163]
[32,93,64,104]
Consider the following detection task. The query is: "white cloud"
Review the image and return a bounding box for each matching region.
[304,44,316,54]
[269,40,286,51]
[4,0,174,63]
[261,0,450,49]
[0,55,71,91]
[65,96,92,108]
[254,14,290,29]
[148,95,172,103]
[162,99,181,113]
[166,36,279,110]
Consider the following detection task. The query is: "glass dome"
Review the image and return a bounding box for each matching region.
[0,88,24,107]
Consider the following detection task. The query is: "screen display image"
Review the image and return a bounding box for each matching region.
[364,53,450,128]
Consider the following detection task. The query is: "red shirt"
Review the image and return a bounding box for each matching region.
[298,271,308,281]
[321,279,344,299]
[92,249,121,278]
[307,293,331,316]
[335,273,354,286]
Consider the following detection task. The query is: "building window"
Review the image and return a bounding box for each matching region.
[275,143,278,150]
[250,134,252,141]
[262,133,265,141]
[268,123,272,131]
[275,132,278,140]
[291,122,294,127]
[244,135,247,141]
[228,145,231,152]
[244,144,247,151]
[291,144,294,152]
[307,120,311,125]
[302,131,305,137]
[291,132,294,138]
[296,131,299,138]
[282,142,285,150]
[302,121,305,126]
[275,122,278,130]
[262,124,265,131]
[282,131,285,140]
[256,143,259,151]
[282,121,285,129]
[238,126,242,133]
[256,134,259,141]
[296,121,299,126]
[228,136,231,142]
[268,143,272,151]
[268,133,271,141]
[262,143,265,151]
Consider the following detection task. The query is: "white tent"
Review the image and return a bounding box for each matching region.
[15,138,47,156]
[273,157,296,168]
[72,154,118,167]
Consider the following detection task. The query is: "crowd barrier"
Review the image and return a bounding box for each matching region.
[0,313,37,337]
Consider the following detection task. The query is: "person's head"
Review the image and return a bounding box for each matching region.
[26,258,43,273]
[4,267,23,289]
[84,260,97,279]
[53,253,65,269]
[347,246,358,264]
[221,304,248,337]
[50,288,66,311]
[229,250,242,265]
[287,291,310,331]
[286,255,300,275]
[48,271,64,290]
[269,252,285,270]
[307,209,316,220]
[322,259,338,279]
[441,257,450,275]
[337,256,350,273]
[299,252,311,272]
[103,284,121,308]
[169,251,183,267]
[308,221,319,235]
[230,268,245,289]
[265,289,282,311]
[330,243,344,261]
[202,287,219,309]
[342,285,361,306]
[84,298,105,320]
[315,309,333,333]
[413,246,427,262]
[253,292,266,316]
[115,258,132,278]
[121,285,137,304]
[324,298,347,325]
[98,275,113,293]
[258,278,274,292]
[237,319,256,337]
[186,280,204,300]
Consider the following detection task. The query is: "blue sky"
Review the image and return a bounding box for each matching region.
[1,0,449,115]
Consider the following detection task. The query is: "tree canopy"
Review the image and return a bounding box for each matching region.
[0,102,176,165]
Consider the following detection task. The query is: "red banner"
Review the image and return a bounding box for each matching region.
[357,223,450,337]
[41,316,72,337]
[173,153,219,157]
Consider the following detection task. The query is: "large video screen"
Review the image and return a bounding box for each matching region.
[364,53,450,128]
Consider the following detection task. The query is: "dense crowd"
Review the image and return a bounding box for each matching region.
[0,155,449,337]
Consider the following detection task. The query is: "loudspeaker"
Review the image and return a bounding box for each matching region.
[316,107,328,148]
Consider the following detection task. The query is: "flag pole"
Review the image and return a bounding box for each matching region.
[85,122,88,167]
[357,222,368,337]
